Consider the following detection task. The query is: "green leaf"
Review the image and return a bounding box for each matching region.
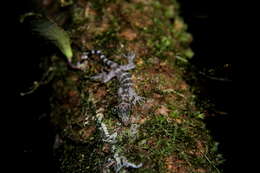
[21,13,73,62]
[32,18,73,62]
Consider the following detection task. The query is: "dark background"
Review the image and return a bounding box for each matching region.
[179,0,233,172]
[4,0,233,172]
[5,1,57,172]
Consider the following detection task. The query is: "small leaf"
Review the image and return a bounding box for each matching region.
[32,18,73,62]
[21,13,73,62]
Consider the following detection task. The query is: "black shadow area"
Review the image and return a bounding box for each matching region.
[179,1,233,172]
[5,1,58,172]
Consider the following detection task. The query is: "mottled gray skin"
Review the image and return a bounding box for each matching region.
[80,50,144,125]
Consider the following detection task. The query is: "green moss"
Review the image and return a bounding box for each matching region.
[91,0,116,10]
[71,7,86,25]
[94,28,120,50]
[34,0,226,172]
[55,141,104,173]
[120,110,223,172]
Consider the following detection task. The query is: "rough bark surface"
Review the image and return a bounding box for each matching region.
[30,0,223,172]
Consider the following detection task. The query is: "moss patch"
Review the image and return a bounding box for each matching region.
[36,0,225,172]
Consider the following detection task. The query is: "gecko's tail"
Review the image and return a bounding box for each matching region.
[80,50,118,68]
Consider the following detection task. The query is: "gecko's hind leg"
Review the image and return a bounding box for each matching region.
[129,88,145,105]
[132,95,145,105]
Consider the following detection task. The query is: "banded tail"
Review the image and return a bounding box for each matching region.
[80,50,118,68]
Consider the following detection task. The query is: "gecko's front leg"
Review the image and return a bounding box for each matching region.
[120,52,136,71]
[120,64,135,71]
[129,88,145,105]
[91,70,116,83]
[123,52,136,64]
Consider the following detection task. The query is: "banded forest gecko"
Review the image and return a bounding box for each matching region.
[77,50,144,126]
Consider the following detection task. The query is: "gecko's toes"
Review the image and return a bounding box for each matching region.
[123,52,136,60]
[133,96,145,105]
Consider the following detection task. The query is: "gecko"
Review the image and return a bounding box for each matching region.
[77,50,144,126]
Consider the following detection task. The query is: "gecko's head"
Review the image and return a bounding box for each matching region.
[116,103,131,126]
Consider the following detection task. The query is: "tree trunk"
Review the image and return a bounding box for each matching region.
[20,0,224,172]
